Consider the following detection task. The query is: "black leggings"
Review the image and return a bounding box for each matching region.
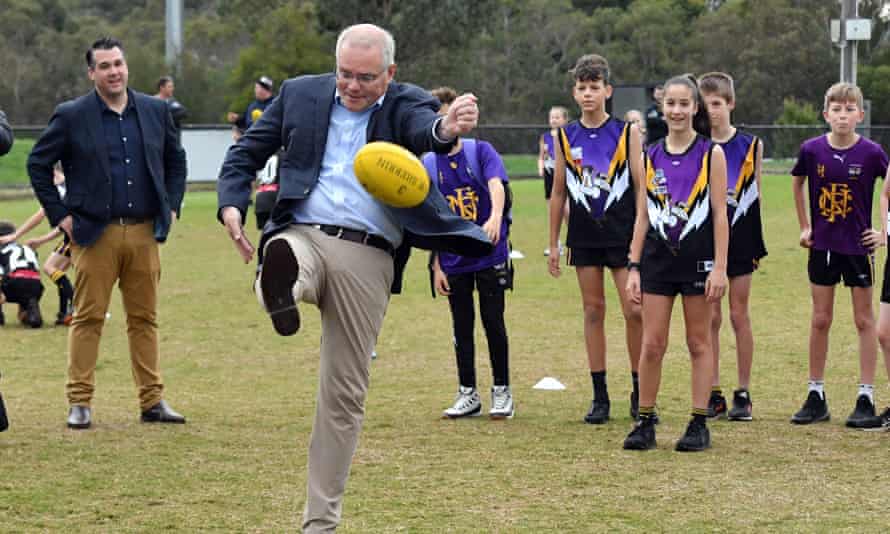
[446,267,509,388]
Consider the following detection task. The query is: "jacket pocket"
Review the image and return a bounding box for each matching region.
[64,194,83,209]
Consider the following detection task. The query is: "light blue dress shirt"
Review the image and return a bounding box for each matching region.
[291,91,403,247]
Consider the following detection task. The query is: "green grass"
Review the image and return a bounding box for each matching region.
[0,138,34,187]
[1,177,889,532]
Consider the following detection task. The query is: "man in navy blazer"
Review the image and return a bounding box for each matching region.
[218,24,490,532]
[28,37,187,430]
[0,109,12,156]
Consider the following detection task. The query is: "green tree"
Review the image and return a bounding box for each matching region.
[226,2,331,118]
[773,97,822,158]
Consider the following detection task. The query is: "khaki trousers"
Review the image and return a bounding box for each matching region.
[263,226,393,533]
[67,222,163,410]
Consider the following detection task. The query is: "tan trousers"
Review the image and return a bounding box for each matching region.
[67,222,163,411]
[262,226,393,533]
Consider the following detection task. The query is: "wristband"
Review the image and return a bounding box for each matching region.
[627,261,641,272]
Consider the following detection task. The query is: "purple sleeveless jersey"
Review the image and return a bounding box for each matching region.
[791,135,888,256]
[645,135,713,248]
[560,118,636,248]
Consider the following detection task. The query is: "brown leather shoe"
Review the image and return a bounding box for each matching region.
[140,400,186,424]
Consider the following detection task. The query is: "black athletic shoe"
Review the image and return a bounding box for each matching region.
[630,390,639,420]
[23,298,42,328]
[846,394,877,428]
[707,391,727,419]
[623,417,657,450]
[584,400,610,424]
[863,406,890,432]
[728,389,753,421]
[791,391,830,424]
[675,418,711,452]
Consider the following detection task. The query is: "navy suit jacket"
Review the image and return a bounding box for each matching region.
[0,110,12,156]
[28,90,187,246]
[217,73,493,292]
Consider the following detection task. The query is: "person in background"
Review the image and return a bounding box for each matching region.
[0,163,75,325]
[539,106,569,257]
[27,37,188,430]
[624,108,646,145]
[227,76,275,132]
[154,76,188,142]
[645,84,668,146]
[0,108,12,156]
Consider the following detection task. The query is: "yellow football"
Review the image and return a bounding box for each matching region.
[353,141,430,208]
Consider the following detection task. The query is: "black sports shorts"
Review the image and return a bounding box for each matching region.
[567,246,628,269]
[808,249,873,288]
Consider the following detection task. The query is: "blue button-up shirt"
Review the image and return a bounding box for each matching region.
[98,91,159,219]
[291,91,402,246]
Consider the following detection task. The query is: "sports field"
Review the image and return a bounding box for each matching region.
[1,176,888,532]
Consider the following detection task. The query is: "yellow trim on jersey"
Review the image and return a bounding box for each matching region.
[558,127,584,181]
[607,123,630,178]
[685,149,711,209]
[734,138,758,197]
[644,147,711,215]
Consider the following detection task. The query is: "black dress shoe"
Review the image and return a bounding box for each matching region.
[67,405,91,429]
[260,239,301,336]
[141,400,186,424]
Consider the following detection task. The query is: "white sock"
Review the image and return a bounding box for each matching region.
[808,380,825,399]
[858,384,874,402]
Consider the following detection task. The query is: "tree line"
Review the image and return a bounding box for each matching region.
[2,0,890,128]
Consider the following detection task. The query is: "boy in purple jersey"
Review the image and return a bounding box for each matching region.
[427,87,514,420]
[539,106,569,256]
[549,54,646,425]
[791,83,889,428]
[623,75,729,452]
[700,72,767,421]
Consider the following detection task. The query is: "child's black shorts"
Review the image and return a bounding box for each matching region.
[808,249,873,288]
[567,246,628,269]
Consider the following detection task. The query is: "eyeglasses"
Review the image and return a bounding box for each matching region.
[336,68,385,85]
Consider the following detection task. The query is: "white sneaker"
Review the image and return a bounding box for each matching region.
[443,386,481,418]
[490,385,514,419]
[544,248,551,257]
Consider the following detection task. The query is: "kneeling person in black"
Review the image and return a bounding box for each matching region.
[0,221,44,328]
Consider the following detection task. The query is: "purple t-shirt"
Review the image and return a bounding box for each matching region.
[429,140,510,275]
[791,135,889,255]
